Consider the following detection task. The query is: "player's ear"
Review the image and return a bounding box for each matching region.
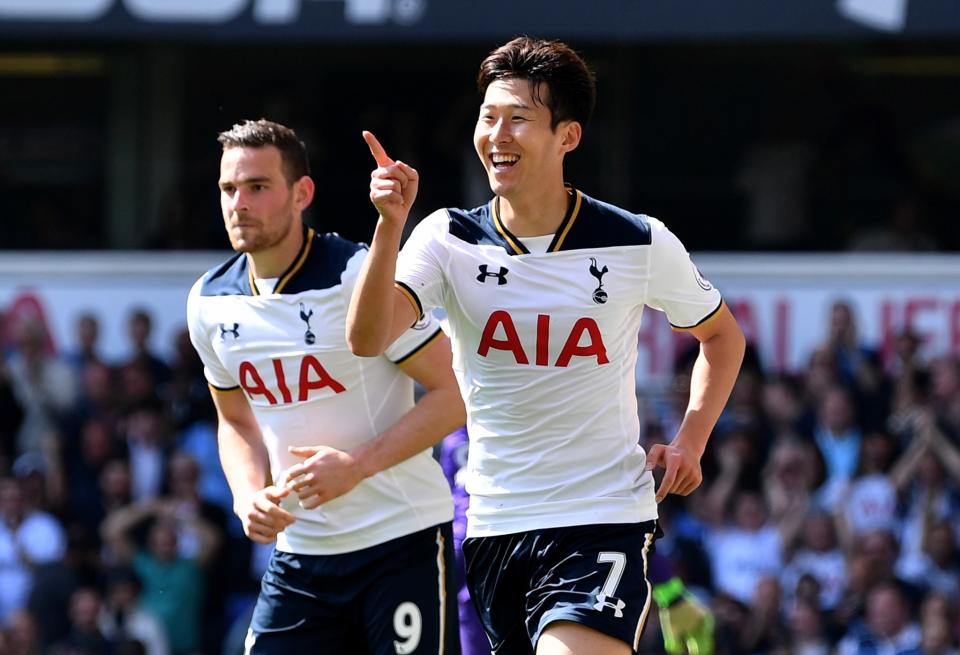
[559,120,582,154]
[293,175,315,210]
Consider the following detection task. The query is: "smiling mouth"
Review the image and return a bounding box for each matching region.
[490,153,519,171]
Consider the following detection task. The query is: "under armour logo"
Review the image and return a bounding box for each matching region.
[594,593,626,618]
[589,257,609,304]
[299,303,315,345]
[219,323,240,340]
[477,265,509,285]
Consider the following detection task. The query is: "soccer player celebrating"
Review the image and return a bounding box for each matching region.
[186,119,463,654]
[347,38,745,655]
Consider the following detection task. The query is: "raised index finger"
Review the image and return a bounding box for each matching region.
[362,130,395,167]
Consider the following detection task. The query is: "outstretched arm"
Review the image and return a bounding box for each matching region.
[285,335,465,507]
[346,131,420,356]
[647,305,745,502]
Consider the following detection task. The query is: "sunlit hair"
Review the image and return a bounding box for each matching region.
[477,36,596,130]
[217,118,310,184]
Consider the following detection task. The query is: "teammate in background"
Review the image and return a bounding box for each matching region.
[186,119,463,654]
[347,37,744,655]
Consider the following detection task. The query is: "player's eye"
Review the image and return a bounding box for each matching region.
[251,184,266,192]
[221,185,236,195]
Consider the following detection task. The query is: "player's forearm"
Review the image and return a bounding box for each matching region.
[674,327,745,458]
[217,421,271,516]
[350,385,466,479]
[347,217,405,356]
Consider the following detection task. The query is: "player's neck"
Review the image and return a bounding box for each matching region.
[497,185,570,237]
[246,223,305,279]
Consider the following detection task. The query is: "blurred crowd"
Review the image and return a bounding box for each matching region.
[0,299,958,655]
[0,308,261,655]
[640,300,960,655]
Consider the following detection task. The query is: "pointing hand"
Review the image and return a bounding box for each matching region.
[363,130,419,228]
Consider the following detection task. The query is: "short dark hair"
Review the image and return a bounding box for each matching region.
[217,119,310,184]
[477,36,596,130]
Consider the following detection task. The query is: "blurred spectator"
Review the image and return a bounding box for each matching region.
[0,476,67,622]
[13,449,63,516]
[836,582,922,655]
[740,576,789,653]
[97,459,134,523]
[788,597,831,655]
[763,437,821,524]
[123,309,170,388]
[929,356,960,421]
[918,593,959,655]
[5,318,77,456]
[813,384,862,506]
[762,374,813,441]
[166,328,209,432]
[123,404,170,502]
[4,609,41,655]
[69,361,120,428]
[899,518,960,600]
[700,487,793,604]
[886,328,925,379]
[102,493,219,655]
[63,313,102,373]
[98,568,169,655]
[781,511,848,610]
[163,451,231,653]
[890,412,960,585]
[838,430,899,538]
[52,587,112,655]
[821,300,889,426]
[62,417,124,542]
[116,362,162,414]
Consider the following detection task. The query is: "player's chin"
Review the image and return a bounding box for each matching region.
[230,236,259,253]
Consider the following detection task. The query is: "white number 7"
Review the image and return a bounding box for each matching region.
[597,551,626,598]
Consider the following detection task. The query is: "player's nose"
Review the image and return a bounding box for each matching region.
[490,117,513,143]
[228,189,251,213]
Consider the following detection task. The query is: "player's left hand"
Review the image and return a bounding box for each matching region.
[645,443,703,503]
[284,445,365,509]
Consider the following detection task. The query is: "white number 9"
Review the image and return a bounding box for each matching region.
[393,601,422,654]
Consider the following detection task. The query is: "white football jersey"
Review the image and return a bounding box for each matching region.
[187,227,453,555]
[396,189,722,537]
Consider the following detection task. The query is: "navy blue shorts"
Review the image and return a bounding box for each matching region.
[246,523,460,655]
[462,521,659,655]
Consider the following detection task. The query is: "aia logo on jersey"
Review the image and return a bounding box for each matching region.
[588,258,609,304]
[238,355,345,405]
[477,310,609,367]
[219,323,240,340]
[299,303,316,345]
[477,264,509,285]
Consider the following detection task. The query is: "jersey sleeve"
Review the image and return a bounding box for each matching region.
[339,245,444,365]
[645,217,723,330]
[383,312,444,365]
[394,209,449,319]
[186,277,240,390]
